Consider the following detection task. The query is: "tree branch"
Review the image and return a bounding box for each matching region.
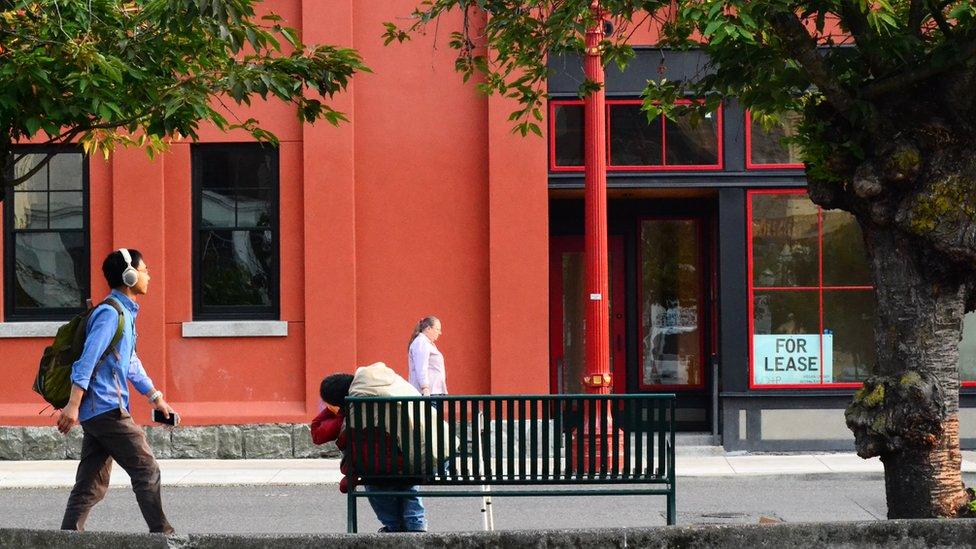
[908,0,925,38]
[838,1,887,74]
[862,40,976,99]
[766,10,858,119]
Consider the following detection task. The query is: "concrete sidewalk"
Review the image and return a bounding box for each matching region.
[3,452,975,488]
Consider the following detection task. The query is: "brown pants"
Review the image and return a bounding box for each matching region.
[61,409,173,534]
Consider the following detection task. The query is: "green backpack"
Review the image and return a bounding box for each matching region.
[33,299,125,410]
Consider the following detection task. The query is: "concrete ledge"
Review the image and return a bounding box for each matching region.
[181,321,287,338]
[0,322,60,338]
[6,519,976,548]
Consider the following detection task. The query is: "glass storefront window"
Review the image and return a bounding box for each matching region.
[747,111,803,168]
[960,313,976,383]
[664,110,720,166]
[552,102,584,168]
[609,104,662,166]
[550,99,722,171]
[751,194,819,287]
[749,190,875,387]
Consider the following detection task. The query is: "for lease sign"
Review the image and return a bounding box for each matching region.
[754,334,834,384]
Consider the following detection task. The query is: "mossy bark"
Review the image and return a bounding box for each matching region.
[845,226,969,518]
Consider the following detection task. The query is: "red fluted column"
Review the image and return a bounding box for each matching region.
[583,1,611,395]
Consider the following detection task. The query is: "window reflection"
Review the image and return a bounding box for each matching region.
[6,150,88,317]
[752,194,819,287]
[750,111,802,166]
[960,313,976,382]
[665,111,719,166]
[750,191,879,387]
[640,219,702,387]
[609,104,662,166]
[193,145,278,317]
[823,290,875,383]
[553,104,584,167]
[200,229,273,307]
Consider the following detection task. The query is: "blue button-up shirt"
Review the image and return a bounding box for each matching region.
[70,290,154,422]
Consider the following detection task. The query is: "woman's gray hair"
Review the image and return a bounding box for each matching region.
[408,316,439,349]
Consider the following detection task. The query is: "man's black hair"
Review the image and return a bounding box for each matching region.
[320,373,354,406]
[102,249,143,289]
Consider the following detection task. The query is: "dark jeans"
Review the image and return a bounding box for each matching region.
[61,409,174,534]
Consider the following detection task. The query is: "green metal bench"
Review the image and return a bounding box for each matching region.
[343,394,677,532]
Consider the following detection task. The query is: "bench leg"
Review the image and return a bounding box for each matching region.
[347,489,358,533]
[666,488,676,526]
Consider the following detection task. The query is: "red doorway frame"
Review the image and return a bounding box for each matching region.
[549,236,626,394]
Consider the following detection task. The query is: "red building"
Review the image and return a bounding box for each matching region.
[2,1,975,453]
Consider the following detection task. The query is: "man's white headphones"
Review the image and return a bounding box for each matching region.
[119,248,139,288]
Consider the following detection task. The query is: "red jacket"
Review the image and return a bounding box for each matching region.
[310,407,407,493]
[310,408,343,445]
[310,408,353,493]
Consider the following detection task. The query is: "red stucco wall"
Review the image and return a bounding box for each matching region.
[0,0,550,426]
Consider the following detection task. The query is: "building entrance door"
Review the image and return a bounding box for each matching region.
[549,206,717,433]
[549,236,626,394]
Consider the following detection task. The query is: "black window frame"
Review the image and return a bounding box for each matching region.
[3,145,91,321]
[191,143,281,321]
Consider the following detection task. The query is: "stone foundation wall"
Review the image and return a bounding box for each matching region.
[0,425,340,460]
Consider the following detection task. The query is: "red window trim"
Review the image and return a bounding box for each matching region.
[637,216,707,391]
[745,189,968,390]
[744,110,805,170]
[548,99,724,173]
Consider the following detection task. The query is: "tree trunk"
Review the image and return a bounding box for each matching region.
[847,226,970,518]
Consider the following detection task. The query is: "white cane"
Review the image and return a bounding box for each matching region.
[477,410,495,531]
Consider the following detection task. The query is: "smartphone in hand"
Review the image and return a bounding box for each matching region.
[152,409,180,426]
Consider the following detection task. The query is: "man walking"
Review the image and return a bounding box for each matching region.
[57,248,176,534]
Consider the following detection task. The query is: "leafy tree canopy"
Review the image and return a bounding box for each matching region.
[387,0,976,184]
[0,0,368,189]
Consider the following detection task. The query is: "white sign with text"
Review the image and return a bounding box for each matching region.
[754,334,833,384]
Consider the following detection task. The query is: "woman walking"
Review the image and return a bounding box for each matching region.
[407,316,447,397]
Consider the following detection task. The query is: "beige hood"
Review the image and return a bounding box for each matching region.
[349,362,419,398]
[345,362,455,469]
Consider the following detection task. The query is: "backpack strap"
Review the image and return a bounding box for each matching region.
[96,299,128,411]
[99,299,126,358]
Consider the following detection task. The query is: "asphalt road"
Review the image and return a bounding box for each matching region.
[0,475,910,534]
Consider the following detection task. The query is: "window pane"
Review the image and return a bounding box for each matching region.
[553,104,584,166]
[13,191,48,229]
[201,188,237,228]
[750,112,802,165]
[199,229,273,307]
[198,147,275,191]
[753,290,821,384]
[960,312,976,382]
[823,290,876,383]
[609,104,662,166]
[235,187,272,228]
[822,209,872,286]
[12,153,47,191]
[14,232,86,309]
[48,153,84,190]
[664,110,719,166]
[640,219,702,387]
[48,192,84,229]
[751,193,819,287]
